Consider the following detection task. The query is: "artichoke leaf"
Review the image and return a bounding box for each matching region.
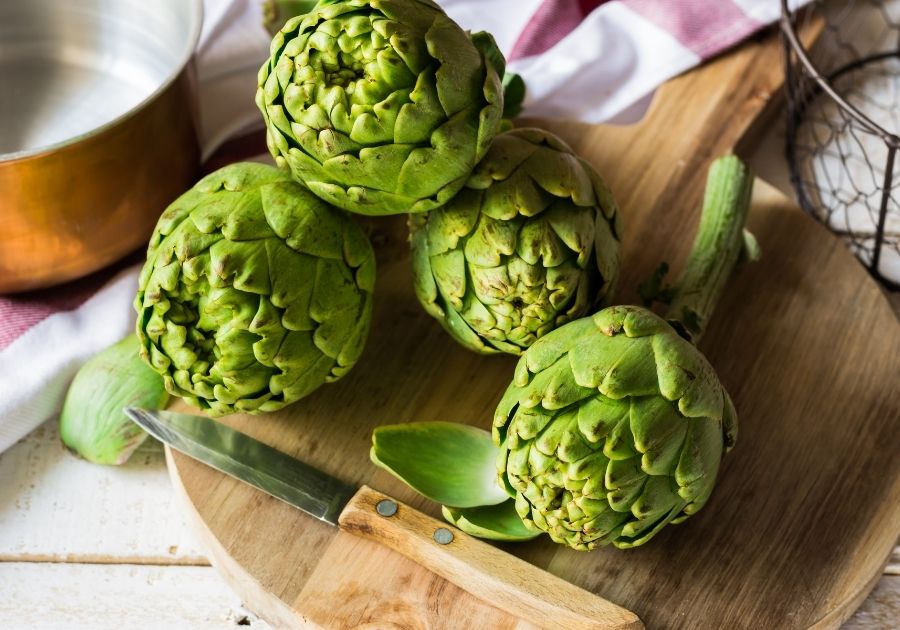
[59,335,168,466]
[442,501,542,542]
[371,422,508,508]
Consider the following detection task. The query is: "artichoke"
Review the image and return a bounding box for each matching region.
[135,163,375,416]
[493,156,753,550]
[410,128,621,355]
[256,0,505,216]
[494,306,737,550]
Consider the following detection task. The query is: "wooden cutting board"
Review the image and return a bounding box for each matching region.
[168,23,900,629]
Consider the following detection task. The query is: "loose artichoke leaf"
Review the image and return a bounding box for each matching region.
[442,501,542,542]
[59,335,169,466]
[371,421,508,508]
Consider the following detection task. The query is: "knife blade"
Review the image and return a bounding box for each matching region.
[125,407,642,630]
[125,407,356,524]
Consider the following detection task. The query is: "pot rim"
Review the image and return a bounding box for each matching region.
[0,0,204,163]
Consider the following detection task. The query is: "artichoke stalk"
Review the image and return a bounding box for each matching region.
[411,128,621,355]
[493,156,753,550]
[59,335,167,465]
[256,0,505,216]
[135,163,375,417]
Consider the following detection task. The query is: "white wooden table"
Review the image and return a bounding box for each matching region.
[0,423,269,629]
[0,130,897,630]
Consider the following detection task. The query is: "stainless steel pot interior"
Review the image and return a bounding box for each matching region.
[0,0,203,159]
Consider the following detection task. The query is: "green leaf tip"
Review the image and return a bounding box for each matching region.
[637,262,675,307]
[502,73,526,119]
[742,228,761,262]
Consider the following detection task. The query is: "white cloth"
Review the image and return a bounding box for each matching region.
[0,268,141,454]
[196,0,272,159]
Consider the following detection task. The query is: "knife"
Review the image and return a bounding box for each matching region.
[125,407,642,630]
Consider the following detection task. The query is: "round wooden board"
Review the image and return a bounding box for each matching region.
[168,183,900,629]
[167,29,900,630]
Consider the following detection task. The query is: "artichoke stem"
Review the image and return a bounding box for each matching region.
[665,155,754,342]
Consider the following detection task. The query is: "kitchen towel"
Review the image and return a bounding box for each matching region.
[0,0,803,454]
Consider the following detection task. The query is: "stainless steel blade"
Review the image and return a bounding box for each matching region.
[125,408,357,526]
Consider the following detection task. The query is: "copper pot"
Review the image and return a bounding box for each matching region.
[0,0,204,293]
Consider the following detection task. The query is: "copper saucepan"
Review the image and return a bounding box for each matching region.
[0,0,204,293]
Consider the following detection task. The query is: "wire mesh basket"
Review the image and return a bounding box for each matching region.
[781,0,900,289]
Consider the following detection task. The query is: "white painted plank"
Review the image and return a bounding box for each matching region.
[844,576,900,629]
[887,545,900,576]
[0,564,896,630]
[0,563,269,629]
[0,421,207,563]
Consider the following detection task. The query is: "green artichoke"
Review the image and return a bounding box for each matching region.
[410,128,621,355]
[493,156,753,550]
[256,0,505,216]
[135,163,375,416]
[493,306,737,550]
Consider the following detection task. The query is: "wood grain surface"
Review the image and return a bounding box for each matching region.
[167,23,900,630]
[338,486,641,630]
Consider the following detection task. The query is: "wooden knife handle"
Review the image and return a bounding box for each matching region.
[338,485,643,630]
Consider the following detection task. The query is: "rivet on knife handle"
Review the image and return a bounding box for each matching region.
[340,485,644,630]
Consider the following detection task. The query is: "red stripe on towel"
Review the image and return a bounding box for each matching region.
[623,0,763,59]
[0,271,110,351]
[509,0,608,61]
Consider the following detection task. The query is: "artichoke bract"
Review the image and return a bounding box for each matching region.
[493,156,753,550]
[256,0,504,216]
[135,163,375,417]
[410,128,621,355]
[60,335,167,465]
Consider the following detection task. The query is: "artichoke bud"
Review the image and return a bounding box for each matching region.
[493,306,737,550]
[59,335,168,466]
[257,0,505,215]
[135,163,375,417]
[411,128,622,356]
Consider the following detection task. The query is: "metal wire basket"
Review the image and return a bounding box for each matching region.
[781,0,900,289]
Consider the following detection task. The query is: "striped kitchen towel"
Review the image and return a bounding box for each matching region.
[0,0,804,454]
